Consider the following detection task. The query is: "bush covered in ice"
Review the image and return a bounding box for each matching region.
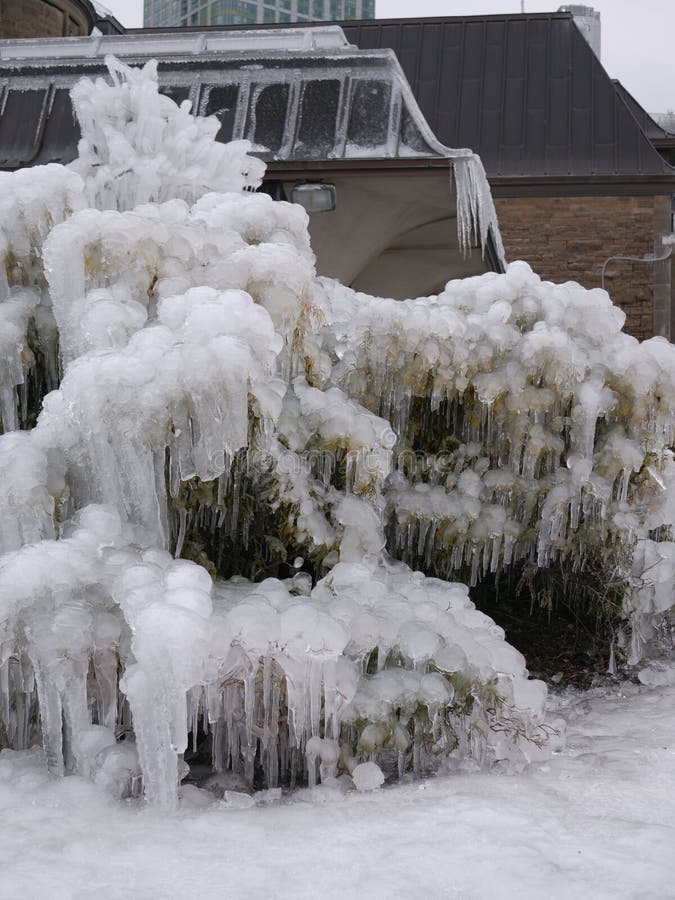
[1,57,674,809]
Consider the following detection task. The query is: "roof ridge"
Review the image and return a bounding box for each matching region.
[125,12,577,35]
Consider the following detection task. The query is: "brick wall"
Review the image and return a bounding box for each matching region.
[494,194,672,341]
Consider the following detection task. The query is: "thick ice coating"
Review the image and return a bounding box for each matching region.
[1,56,674,810]
[70,57,265,212]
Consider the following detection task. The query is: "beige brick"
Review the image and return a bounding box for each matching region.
[494,195,672,341]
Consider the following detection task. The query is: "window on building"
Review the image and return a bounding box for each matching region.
[160,85,192,109]
[348,80,391,148]
[201,84,240,142]
[296,79,340,158]
[252,83,290,154]
[210,0,259,22]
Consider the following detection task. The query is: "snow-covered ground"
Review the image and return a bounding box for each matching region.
[2,671,674,900]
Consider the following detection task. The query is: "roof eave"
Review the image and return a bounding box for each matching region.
[266,157,453,178]
[491,174,675,197]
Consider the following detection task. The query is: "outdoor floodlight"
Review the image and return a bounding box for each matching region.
[289,182,336,213]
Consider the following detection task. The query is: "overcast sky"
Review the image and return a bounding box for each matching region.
[99,0,673,113]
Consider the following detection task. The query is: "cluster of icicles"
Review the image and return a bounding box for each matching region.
[323,270,675,654]
[0,57,674,809]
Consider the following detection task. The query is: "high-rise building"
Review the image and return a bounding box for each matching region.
[144,0,375,28]
[557,5,601,58]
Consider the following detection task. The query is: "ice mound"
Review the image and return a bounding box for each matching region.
[1,56,675,809]
[0,511,551,809]
[320,270,675,659]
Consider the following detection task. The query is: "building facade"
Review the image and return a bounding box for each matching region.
[143,0,375,28]
[0,0,95,38]
[0,27,497,298]
[342,13,675,342]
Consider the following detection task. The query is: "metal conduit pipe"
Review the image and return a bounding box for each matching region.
[600,245,673,292]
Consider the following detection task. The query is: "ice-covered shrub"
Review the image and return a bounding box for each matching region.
[1,57,674,809]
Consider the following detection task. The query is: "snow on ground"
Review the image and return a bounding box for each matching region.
[1,671,674,900]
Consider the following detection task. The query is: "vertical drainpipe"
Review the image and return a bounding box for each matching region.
[653,234,673,340]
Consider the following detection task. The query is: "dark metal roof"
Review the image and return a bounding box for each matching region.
[339,13,675,180]
[0,29,451,170]
[612,79,675,156]
[613,80,669,141]
[2,14,674,186]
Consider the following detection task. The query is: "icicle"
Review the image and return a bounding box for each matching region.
[243,671,256,786]
[92,648,118,731]
[212,718,224,773]
[309,657,323,740]
[268,679,281,788]
[0,659,8,738]
[32,665,65,777]
[174,507,188,559]
[305,735,320,788]
[490,534,502,573]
